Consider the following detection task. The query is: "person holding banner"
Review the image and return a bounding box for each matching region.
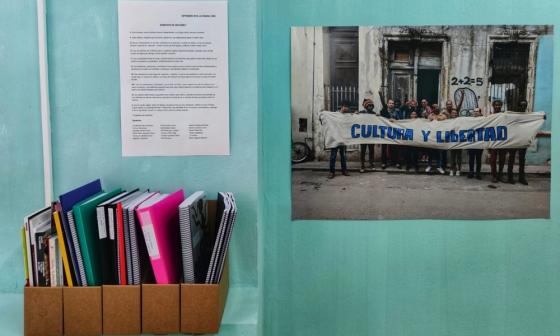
[379,90,402,169]
[490,100,507,183]
[400,99,410,118]
[448,108,463,176]
[409,99,419,118]
[419,99,432,118]
[429,104,442,119]
[432,104,449,169]
[467,108,484,179]
[425,106,447,174]
[443,90,465,172]
[357,98,376,173]
[418,99,432,163]
[400,99,418,119]
[328,101,351,179]
[507,100,529,185]
[444,89,465,117]
[401,99,417,170]
[406,110,420,173]
[394,99,404,119]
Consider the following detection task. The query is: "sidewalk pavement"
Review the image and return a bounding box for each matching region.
[292,169,550,220]
[292,160,551,175]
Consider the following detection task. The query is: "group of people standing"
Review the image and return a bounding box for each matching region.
[328,91,529,185]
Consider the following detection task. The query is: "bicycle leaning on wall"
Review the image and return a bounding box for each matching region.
[291,137,314,163]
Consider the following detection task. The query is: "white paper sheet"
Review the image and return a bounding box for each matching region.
[118,1,229,156]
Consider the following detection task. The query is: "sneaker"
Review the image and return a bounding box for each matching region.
[369,164,375,170]
[425,166,432,173]
[342,171,350,176]
[328,172,335,179]
[456,171,461,176]
[437,167,445,175]
[467,172,474,179]
[360,168,365,173]
[476,174,482,180]
[396,163,401,169]
[381,164,386,169]
[519,177,528,185]
[449,171,454,176]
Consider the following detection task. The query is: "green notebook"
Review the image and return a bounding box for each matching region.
[73,188,122,286]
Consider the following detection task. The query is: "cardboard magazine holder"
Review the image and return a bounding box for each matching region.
[141,284,180,334]
[62,286,102,336]
[24,286,63,336]
[180,258,229,334]
[24,198,231,335]
[102,285,141,335]
[179,199,229,334]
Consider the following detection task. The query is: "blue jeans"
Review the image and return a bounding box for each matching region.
[329,146,347,173]
[468,149,483,174]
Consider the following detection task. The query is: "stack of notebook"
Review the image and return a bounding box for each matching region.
[205,192,237,284]
[179,191,208,284]
[22,179,238,287]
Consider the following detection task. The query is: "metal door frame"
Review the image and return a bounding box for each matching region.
[381,35,450,103]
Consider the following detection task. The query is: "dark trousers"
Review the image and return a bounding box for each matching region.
[449,149,462,172]
[394,145,402,165]
[360,144,375,168]
[427,149,443,168]
[381,144,399,165]
[406,147,419,169]
[490,149,507,178]
[508,148,527,179]
[381,144,389,165]
[441,150,448,169]
[468,149,483,175]
[418,148,429,162]
[329,146,347,173]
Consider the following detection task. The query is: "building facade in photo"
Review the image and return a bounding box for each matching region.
[291,25,553,164]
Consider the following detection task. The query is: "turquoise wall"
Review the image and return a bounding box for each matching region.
[0,0,258,292]
[2,0,560,334]
[528,34,553,164]
[262,1,560,336]
[0,0,45,293]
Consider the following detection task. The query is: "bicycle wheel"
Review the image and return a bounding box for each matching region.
[291,142,310,163]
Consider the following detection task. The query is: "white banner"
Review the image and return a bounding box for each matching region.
[319,111,545,149]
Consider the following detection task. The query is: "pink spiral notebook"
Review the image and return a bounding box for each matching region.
[136,189,185,284]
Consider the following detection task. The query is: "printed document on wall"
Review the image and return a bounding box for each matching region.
[118,1,229,156]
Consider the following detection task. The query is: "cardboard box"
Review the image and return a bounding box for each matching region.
[102,285,141,335]
[142,284,180,334]
[62,286,102,336]
[180,259,229,334]
[24,286,63,336]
